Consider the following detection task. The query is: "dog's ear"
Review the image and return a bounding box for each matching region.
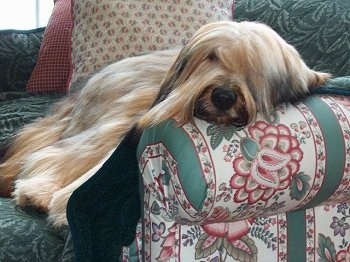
[151,49,191,106]
[283,45,330,88]
[266,40,331,108]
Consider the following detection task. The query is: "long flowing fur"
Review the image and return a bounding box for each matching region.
[0,21,330,226]
[0,49,178,213]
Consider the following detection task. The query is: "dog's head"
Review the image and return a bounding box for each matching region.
[138,21,330,129]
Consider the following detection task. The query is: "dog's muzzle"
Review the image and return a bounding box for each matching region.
[194,86,249,127]
[211,87,237,111]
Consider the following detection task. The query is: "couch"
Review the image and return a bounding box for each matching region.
[0,0,350,261]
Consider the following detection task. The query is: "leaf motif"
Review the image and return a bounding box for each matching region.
[250,225,277,248]
[207,125,224,150]
[223,125,236,141]
[240,138,260,162]
[223,235,258,262]
[207,124,237,150]
[290,172,311,201]
[195,233,223,259]
[151,201,161,215]
[316,233,336,262]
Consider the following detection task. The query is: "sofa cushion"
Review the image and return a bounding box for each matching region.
[69,0,234,92]
[25,0,72,93]
[0,92,64,147]
[0,28,44,93]
[0,197,74,261]
[234,0,350,77]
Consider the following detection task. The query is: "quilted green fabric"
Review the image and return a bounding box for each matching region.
[0,92,67,261]
[0,197,74,262]
[0,28,44,92]
[234,0,350,77]
[0,92,63,147]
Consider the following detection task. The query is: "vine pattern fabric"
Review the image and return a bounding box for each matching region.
[234,0,350,77]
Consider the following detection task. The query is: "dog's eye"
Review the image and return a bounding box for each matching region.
[207,52,218,61]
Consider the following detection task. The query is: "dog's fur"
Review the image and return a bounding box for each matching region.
[0,21,330,226]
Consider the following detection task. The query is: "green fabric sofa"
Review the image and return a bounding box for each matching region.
[0,0,349,261]
[0,28,72,261]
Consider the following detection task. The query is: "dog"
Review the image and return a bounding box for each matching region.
[0,21,330,227]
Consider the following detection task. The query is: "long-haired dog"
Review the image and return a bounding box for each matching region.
[0,21,330,226]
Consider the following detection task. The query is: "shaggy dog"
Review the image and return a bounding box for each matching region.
[0,21,330,226]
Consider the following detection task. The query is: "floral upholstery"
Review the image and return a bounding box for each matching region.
[123,94,350,261]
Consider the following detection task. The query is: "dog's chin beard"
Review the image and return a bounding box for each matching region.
[194,102,249,127]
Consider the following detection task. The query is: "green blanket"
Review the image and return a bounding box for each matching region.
[67,131,140,262]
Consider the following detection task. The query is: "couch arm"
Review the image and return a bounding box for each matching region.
[0,28,44,93]
[137,93,350,224]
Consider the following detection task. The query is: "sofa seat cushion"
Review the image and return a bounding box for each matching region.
[0,197,74,261]
[0,92,64,147]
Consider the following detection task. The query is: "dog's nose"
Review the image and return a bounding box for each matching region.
[211,87,237,111]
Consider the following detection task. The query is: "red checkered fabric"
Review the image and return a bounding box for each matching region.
[26,0,72,93]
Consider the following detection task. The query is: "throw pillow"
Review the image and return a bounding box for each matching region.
[70,0,234,92]
[26,0,72,93]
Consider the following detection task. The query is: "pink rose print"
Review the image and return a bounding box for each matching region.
[201,220,250,242]
[196,219,257,261]
[204,206,231,223]
[230,121,303,204]
[336,245,350,262]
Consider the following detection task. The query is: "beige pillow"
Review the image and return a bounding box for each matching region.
[70,0,234,91]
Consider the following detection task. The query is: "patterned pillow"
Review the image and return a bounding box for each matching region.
[70,0,234,92]
[25,0,72,93]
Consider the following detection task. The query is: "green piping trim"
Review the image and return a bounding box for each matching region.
[287,210,306,262]
[138,120,208,210]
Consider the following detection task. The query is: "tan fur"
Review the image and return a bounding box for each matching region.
[0,21,330,226]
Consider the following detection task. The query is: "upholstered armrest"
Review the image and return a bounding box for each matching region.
[137,94,350,224]
[0,28,44,93]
